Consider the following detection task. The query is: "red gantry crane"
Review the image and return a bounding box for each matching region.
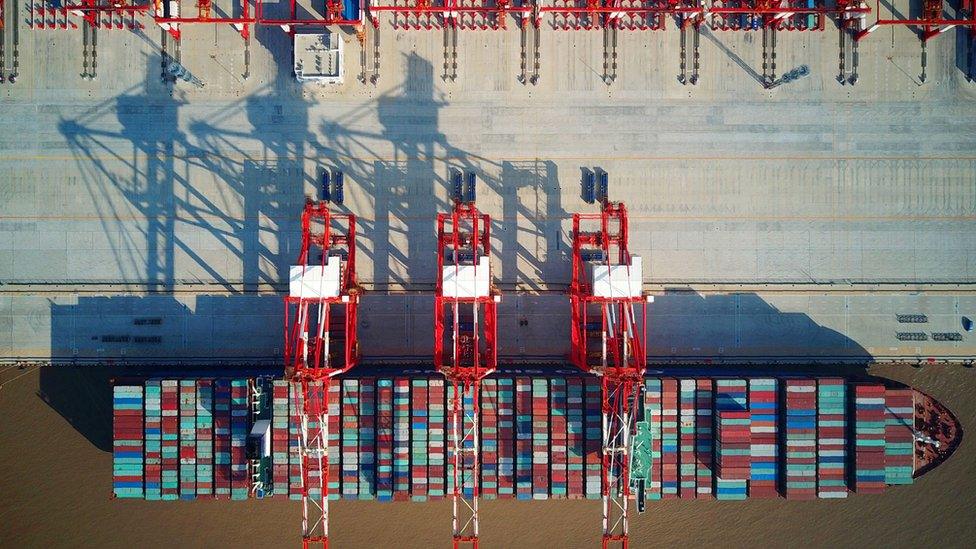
[569,201,652,549]
[434,183,499,549]
[25,1,976,84]
[284,199,360,549]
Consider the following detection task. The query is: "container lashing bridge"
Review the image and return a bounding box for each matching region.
[435,174,500,548]
[569,197,652,549]
[283,199,360,549]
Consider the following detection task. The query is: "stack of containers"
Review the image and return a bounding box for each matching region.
[854,384,886,494]
[161,381,180,500]
[567,377,585,499]
[531,378,550,500]
[393,378,411,501]
[462,385,477,500]
[496,378,515,498]
[642,378,662,500]
[816,378,848,498]
[410,379,429,501]
[784,379,817,500]
[748,378,778,498]
[179,380,197,500]
[328,380,342,500]
[288,383,303,500]
[230,380,249,500]
[213,380,231,499]
[304,382,327,503]
[584,378,602,500]
[884,388,914,485]
[144,380,162,500]
[481,378,499,499]
[272,381,290,497]
[550,378,568,498]
[341,379,360,499]
[714,379,748,500]
[694,379,713,499]
[678,379,697,498]
[359,378,376,500]
[196,380,214,497]
[660,378,679,499]
[428,379,446,499]
[112,385,145,499]
[515,377,533,500]
[376,379,395,501]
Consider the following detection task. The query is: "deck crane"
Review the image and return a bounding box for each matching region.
[435,180,500,549]
[568,201,652,549]
[284,199,360,549]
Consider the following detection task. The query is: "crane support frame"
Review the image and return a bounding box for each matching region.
[435,199,498,548]
[369,0,519,30]
[854,0,976,42]
[569,201,649,548]
[284,200,360,549]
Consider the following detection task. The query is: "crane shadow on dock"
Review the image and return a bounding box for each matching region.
[314,52,567,291]
[647,289,871,372]
[41,289,872,452]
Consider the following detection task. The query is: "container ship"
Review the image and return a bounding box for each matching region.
[112,374,960,503]
[105,198,968,547]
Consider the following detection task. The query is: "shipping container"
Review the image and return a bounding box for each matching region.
[113,385,145,499]
[532,378,550,500]
[645,378,662,500]
[144,380,162,500]
[695,379,714,499]
[661,378,679,499]
[679,379,697,498]
[341,379,360,499]
[411,379,429,501]
[817,378,847,498]
[748,378,777,498]
[550,378,568,499]
[376,379,395,501]
[162,380,180,501]
[884,388,914,486]
[515,377,533,500]
[179,379,197,500]
[328,380,342,501]
[196,380,214,497]
[115,376,934,504]
[567,377,585,499]
[213,380,231,499]
[429,379,446,499]
[583,378,602,500]
[715,379,748,500]
[360,378,377,500]
[230,380,249,500]
[272,380,290,498]
[854,384,886,494]
[393,378,411,501]
[481,378,499,500]
[496,378,516,497]
[785,379,817,500]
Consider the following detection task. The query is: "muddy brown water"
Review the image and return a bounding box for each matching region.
[1,364,973,548]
